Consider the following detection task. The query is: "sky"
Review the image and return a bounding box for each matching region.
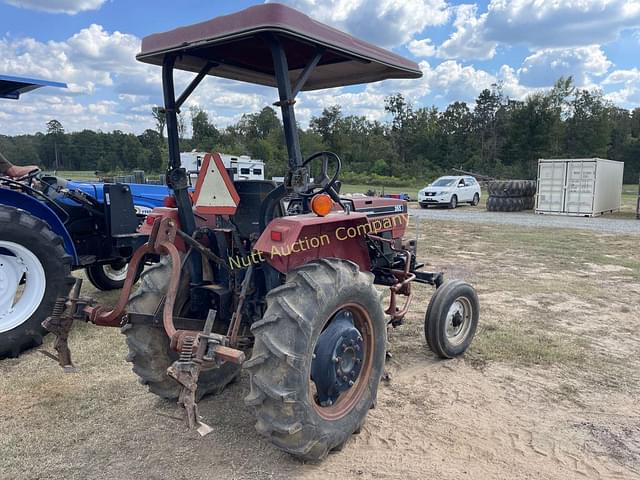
[0,0,639,136]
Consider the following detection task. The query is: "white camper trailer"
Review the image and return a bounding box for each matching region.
[180,151,265,181]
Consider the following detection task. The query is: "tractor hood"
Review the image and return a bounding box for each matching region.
[68,181,170,214]
[421,186,453,194]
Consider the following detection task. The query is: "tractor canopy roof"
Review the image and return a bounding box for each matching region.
[0,74,67,100]
[137,3,422,91]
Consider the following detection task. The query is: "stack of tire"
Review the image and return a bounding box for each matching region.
[486,180,537,212]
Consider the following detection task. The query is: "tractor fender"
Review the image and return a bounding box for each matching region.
[138,207,185,250]
[254,212,372,274]
[0,188,78,264]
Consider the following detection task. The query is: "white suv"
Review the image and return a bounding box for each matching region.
[418,176,481,209]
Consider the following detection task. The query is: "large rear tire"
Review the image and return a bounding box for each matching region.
[487,180,536,198]
[486,196,526,212]
[122,256,240,400]
[0,206,74,358]
[245,259,386,461]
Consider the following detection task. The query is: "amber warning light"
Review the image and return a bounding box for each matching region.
[311,194,334,217]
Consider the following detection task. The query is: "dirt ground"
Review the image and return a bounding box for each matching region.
[1,219,639,480]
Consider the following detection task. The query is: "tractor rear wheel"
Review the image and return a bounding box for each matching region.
[0,206,74,358]
[122,256,240,400]
[245,259,386,461]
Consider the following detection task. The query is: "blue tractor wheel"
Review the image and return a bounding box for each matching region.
[0,205,75,358]
[86,261,134,291]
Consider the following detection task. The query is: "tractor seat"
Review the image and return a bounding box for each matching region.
[232,180,278,238]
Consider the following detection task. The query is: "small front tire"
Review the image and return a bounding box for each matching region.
[424,280,479,359]
[448,195,458,209]
[86,261,137,291]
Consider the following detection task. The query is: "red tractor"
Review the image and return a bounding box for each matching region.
[45,4,479,460]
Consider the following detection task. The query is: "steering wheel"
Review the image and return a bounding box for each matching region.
[299,151,342,202]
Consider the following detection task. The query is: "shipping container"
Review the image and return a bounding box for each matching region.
[536,158,624,217]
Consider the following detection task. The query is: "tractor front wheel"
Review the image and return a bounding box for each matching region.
[122,255,240,400]
[0,206,74,358]
[424,280,479,358]
[245,259,386,461]
[86,260,137,291]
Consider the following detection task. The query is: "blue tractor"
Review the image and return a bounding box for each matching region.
[0,75,167,357]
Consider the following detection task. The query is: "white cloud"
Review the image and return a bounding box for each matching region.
[300,87,390,123]
[602,68,640,107]
[603,69,640,86]
[518,46,612,87]
[353,60,506,109]
[497,65,531,99]
[484,0,640,49]
[0,1,637,136]
[436,4,496,60]
[407,38,436,58]
[3,0,107,15]
[87,100,117,115]
[424,60,497,103]
[270,0,449,47]
[437,0,640,60]
[0,25,158,133]
[0,24,285,134]
[0,25,151,96]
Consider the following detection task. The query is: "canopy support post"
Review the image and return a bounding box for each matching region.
[267,35,307,193]
[162,55,203,284]
[291,49,324,98]
[176,62,217,111]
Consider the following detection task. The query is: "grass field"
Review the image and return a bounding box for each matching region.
[54,170,100,181]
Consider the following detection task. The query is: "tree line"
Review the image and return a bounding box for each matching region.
[1,77,638,184]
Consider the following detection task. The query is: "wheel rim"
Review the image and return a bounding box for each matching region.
[103,263,128,282]
[310,303,374,421]
[0,241,46,333]
[445,296,473,346]
[452,196,457,208]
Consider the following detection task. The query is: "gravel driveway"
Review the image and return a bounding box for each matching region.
[410,206,640,235]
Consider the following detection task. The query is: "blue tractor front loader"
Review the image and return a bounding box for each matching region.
[0,75,167,357]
